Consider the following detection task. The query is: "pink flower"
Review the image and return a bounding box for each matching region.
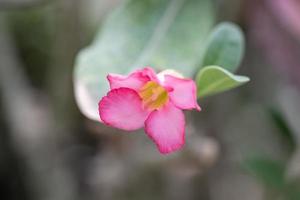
[98,67,201,154]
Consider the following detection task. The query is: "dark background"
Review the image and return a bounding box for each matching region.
[1,0,300,200]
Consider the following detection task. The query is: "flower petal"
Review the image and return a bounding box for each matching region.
[163,75,200,111]
[141,67,159,82]
[144,103,185,154]
[107,67,158,91]
[99,88,150,131]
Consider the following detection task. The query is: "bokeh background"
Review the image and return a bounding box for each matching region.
[1,0,300,200]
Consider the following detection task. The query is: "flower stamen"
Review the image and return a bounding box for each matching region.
[139,81,168,110]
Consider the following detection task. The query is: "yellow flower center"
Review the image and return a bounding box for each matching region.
[139,81,168,110]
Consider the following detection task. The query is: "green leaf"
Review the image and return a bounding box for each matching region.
[201,22,245,72]
[74,0,215,120]
[268,107,296,153]
[242,157,286,189]
[196,66,249,98]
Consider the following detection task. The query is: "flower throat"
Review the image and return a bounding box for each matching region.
[139,81,168,110]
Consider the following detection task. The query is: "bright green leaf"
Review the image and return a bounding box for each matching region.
[196,66,249,98]
[74,0,215,120]
[201,22,245,72]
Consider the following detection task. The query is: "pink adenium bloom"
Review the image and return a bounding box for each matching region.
[98,67,201,154]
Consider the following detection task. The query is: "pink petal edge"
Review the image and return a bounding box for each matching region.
[98,88,150,131]
[144,102,185,154]
[163,75,201,111]
[107,67,158,91]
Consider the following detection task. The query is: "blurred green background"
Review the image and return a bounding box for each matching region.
[1,0,300,200]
